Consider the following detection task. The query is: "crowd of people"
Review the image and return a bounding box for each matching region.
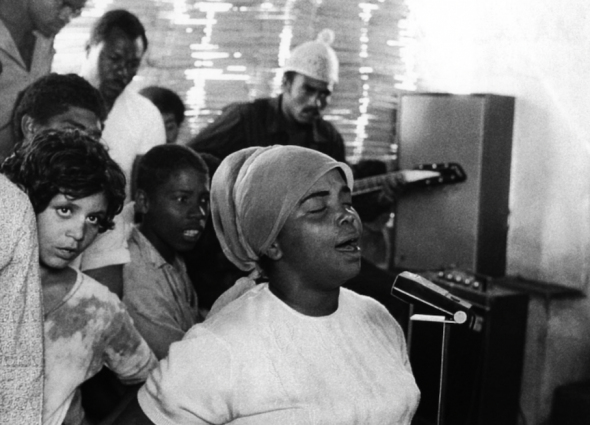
[1,2,419,424]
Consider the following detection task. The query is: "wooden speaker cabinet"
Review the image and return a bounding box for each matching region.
[393,93,515,277]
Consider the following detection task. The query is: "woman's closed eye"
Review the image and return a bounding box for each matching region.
[309,206,327,214]
[305,199,328,213]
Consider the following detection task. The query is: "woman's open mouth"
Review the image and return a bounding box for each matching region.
[335,237,361,253]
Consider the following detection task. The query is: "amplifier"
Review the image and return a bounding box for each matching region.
[408,271,529,425]
[431,268,490,293]
[393,93,515,277]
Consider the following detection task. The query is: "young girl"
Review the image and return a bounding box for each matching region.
[114,145,419,425]
[1,129,157,425]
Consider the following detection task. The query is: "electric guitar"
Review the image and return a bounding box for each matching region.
[352,162,467,196]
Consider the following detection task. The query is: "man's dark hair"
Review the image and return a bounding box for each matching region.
[1,129,126,233]
[88,9,148,52]
[11,73,106,142]
[139,86,186,126]
[137,144,209,196]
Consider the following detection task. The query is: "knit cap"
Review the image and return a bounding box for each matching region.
[284,29,339,89]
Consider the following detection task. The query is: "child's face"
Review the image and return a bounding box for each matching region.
[140,167,209,261]
[162,112,180,144]
[37,192,107,270]
[24,106,102,145]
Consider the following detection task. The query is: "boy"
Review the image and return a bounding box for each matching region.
[11,73,106,150]
[122,144,210,359]
[1,129,157,425]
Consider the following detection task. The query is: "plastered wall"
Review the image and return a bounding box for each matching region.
[408,1,590,423]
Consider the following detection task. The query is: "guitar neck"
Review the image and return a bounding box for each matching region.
[352,162,466,197]
[353,173,394,196]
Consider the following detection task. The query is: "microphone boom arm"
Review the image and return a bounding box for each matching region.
[391,271,474,325]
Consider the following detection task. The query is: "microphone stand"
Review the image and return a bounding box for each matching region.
[409,307,460,425]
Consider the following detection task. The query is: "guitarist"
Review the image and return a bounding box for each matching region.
[186,30,408,315]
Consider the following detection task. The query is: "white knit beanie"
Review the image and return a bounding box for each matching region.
[284,29,339,88]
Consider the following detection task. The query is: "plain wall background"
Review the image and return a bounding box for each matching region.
[408,1,590,423]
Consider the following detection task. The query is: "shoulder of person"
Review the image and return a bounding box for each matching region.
[207,277,258,318]
[341,287,393,318]
[78,269,125,307]
[0,174,31,210]
[123,228,164,278]
[120,88,163,118]
[125,226,147,257]
[0,176,35,232]
[317,116,342,136]
[232,97,274,118]
[195,283,268,337]
[214,99,265,119]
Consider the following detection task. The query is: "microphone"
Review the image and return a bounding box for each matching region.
[391,271,474,325]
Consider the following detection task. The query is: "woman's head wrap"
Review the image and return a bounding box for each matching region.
[211,145,353,275]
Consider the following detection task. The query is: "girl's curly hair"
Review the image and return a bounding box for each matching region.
[1,129,125,233]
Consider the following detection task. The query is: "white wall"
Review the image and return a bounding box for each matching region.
[408,1,590,423]
[411,0,590,288]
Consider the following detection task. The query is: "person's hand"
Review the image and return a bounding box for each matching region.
[378,171,406,204]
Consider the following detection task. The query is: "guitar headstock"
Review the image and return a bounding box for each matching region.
[408,162,467,188]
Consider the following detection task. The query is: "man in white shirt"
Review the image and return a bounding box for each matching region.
[78,9,166,297]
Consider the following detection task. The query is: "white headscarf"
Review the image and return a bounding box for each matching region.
[210,145,353,276]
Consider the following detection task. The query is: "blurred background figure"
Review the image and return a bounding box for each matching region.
[0,0,88,162]
[11,73,106,150]
[139,86,186,144]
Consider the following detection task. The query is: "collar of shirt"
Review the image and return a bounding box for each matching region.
[131,226,179,270]
[0,19,54,70]
[268,95,330,144]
